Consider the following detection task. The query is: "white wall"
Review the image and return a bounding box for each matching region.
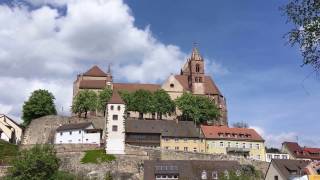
[266,153,290,162]
[55,125,100,145]
[265,163,285,180]
[105,103,125,154]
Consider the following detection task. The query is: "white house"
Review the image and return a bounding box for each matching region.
[55,122,101,145]
[105,92,125,154]
[266,152,290,162]
[0,114,23,144]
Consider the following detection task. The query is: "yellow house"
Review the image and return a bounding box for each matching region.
[201,125,266,161]
[161,137,206,153]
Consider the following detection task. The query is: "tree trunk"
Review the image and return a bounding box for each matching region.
[85,111,88,118]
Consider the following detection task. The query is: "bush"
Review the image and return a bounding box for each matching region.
[81,149,116,164]
[5,145,60,180]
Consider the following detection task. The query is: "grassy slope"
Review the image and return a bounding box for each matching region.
[0,140,18,165]
[81,149,116,164]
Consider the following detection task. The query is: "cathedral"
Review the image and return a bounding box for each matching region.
[73,46,228,126]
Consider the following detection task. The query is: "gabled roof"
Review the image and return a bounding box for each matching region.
[126,120,201,138]
[271,159,309,179]
[200,125,264,142]
[282,142,320,160]
[108,91,124,104]
[113,83,160,92]
[56,122,93,132]
[0,114,23,128]
[173,75,222,95]
[83,65,108,77]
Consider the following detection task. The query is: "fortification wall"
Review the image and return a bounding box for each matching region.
[21,115,105,145]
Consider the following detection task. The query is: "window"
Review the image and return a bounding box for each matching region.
[113,115,118,120]
[195,77,198,82]
[196,64,200,72]
[117,106,121,111]
[257,155,261,160]
[165,146,169,150]
[175,147,179,150]
[199,77,202,83]
[256,144,260,150]
[242,143,246,148]
[127,112,130,117]
[274,155,280,159]
[267,154,272,160]
[86,139,88,141]
[274,175,278,180]
[170,83,174,88]
[69,131,72,135]
[250,143,253,149]
[228,142,231,147]
[201,170,207,180]
[282,155,288,159]
[110,105,114,110]
[60,132,63,136]
[184,147,188,151]
[236,142,239,148]
[193,148,197,152]
[79,130,81,134]
[212,171,218,179]
[112,125,118,132]
[220,142,224,147]
[164,138,169,141]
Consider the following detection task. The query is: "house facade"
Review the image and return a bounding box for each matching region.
[0,114,23,144]
[201,125,266,161]
[55,122,101,145]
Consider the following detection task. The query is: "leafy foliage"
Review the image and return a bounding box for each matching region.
[22,89,57,126]
[175,92,220,124]
[5,145,60,180]
[72,90,97,118]
[81,149,116,164]
[232,122,249,128]
[119,89,175,119]
[97,87,112,116]
[282,0,320,70]
[0,140,18,165]
[219,165,263,180]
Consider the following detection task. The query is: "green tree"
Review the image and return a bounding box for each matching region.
[132,89,153,119]
[282,0,320,70]
[118,90,135,111]
[97,87,112,116]
[22,89,57,126]
[153,90,175,119]
[72,90,97,118]
[5,145,60,180]
[175,92,220,124]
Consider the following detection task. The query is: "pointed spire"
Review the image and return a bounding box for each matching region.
[191,42,203,61]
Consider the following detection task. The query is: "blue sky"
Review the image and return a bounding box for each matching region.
[0,0,318,147]
[125,0,320,147]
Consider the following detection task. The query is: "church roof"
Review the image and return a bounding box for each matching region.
[83,65,108,77]
[79,80,107,89]
[174,75,222,95]
[113,83,160,92]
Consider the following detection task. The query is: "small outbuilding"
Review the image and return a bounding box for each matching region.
[55,122,101,145]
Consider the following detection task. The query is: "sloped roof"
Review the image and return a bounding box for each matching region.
[108,91,124,104]
[144,160,240,180]
[126,120,201,138]
[56,122,93,131]
[201,125,264,142]
[272,159,309,179]
[282,142,320,160]
[113,83,160,92]
[83,65,108,77]
[79,80,107,89]
[173,75,222,95]
[0,114,22,128]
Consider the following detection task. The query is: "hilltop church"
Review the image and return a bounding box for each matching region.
[73,47,228,126]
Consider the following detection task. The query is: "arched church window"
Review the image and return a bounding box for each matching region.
[196,64,200,72]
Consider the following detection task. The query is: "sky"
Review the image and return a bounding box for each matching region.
[0,0,319,148]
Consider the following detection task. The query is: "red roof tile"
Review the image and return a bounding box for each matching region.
[113,83,160,92]
[282,142,320,160]
[83,65,108,77]
[200,125,264,142]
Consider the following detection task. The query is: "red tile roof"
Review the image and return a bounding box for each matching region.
[108,91,124,104]
[113,83,160,92]
[200,125,264,142]
[83,65,108,77]
[174,75,222,95]
[282,142,320,160]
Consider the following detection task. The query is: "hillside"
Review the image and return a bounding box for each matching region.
[0,140,18,165]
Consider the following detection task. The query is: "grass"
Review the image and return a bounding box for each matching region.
[0,139,19,165]
[81,149,116,164]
